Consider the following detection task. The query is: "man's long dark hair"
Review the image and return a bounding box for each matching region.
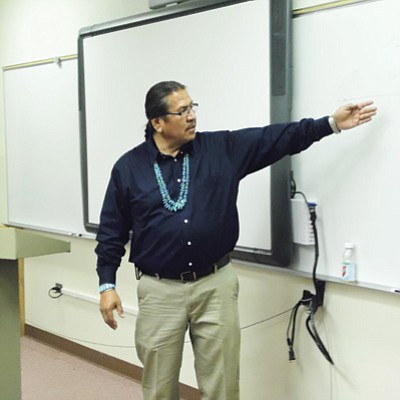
[144,81,186,140]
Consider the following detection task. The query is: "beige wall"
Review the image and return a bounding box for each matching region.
[1,1,400,399]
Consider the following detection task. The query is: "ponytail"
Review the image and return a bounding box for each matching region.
[144,121,155,140]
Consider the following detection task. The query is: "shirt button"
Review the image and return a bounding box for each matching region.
[187,241,192,246]
[177,178,181,183]
[184,219,189,224]
[174,158,178,162]
[188,262,193,267]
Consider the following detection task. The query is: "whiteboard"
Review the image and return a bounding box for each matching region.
[291,0,400,288]
[79,0,292,266]
[4,59,86,236]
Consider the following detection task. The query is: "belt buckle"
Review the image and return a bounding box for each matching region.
[180,270,197,282]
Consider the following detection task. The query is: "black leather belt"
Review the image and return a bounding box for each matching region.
[138,254,230,282]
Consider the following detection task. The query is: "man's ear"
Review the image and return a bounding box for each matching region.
[151,117,163,133]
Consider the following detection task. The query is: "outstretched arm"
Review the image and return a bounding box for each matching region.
[332,100,377,131]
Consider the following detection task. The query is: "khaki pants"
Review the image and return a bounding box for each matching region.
[135,264,240,400]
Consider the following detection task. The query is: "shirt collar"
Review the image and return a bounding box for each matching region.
[146,136,195,162]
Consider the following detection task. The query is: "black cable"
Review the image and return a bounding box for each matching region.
[306,313,334,365]
[48,285,63,299]
[293,190,319,291]
[286,301,301,361]
[286,179,334,365]
[309,203,319,289]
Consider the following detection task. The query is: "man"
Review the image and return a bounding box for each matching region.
[96,81,377,400]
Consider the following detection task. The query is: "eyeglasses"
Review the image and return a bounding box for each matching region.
[165,103,199,117]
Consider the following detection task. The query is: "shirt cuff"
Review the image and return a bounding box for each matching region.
[99,283,116,293]
[328,116,341,134]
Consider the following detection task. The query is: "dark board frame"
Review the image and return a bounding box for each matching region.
[77,0,292,267]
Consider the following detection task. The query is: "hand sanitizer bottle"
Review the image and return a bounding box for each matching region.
[341,243,356,283]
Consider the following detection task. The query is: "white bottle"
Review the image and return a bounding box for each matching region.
[341,243,357,283]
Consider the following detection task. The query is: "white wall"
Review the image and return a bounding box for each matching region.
[292,0,362,10]
[2,1,400,399]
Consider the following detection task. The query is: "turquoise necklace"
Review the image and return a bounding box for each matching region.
[153,153,190,212]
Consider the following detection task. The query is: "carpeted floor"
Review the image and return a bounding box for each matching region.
[20,336,143,400]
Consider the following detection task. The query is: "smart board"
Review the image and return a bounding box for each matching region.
[290,0,400,289]
[78,0,292,266]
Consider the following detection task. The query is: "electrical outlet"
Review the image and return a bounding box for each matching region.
[291,198,315,245]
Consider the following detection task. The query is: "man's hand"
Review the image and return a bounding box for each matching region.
[333,100,377,131]
[99,290,124,330]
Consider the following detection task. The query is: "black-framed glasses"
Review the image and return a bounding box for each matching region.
[165,102,199,117]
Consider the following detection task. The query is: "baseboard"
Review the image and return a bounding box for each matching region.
[25,324,200,400]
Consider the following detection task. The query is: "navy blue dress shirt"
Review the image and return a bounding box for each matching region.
[95,117,333,285]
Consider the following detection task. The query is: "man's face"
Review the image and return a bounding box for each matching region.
[154,89,197,147]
